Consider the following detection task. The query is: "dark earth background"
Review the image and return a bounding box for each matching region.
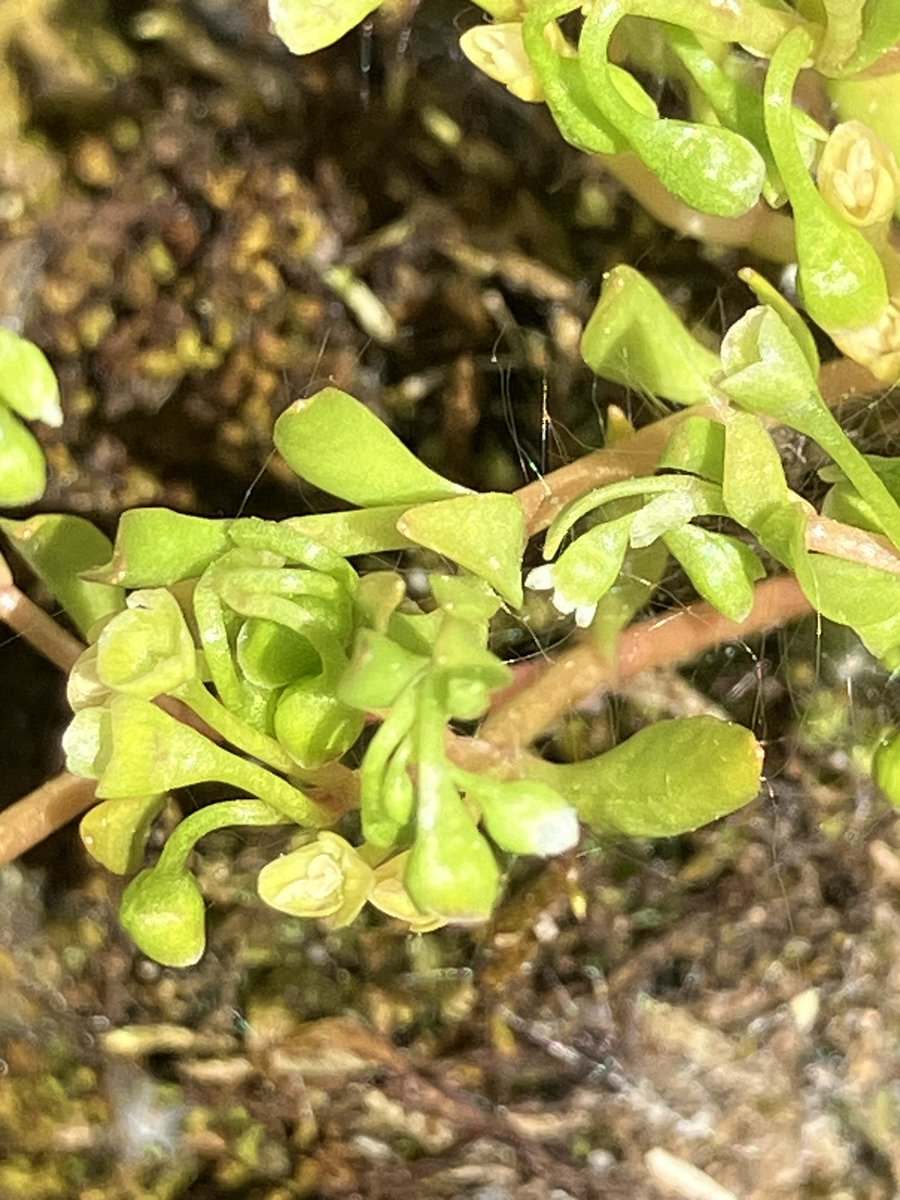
[2,2,900,1196]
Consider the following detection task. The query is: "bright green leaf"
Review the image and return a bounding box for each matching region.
[0,328,61,427]
[579,1,765,218]
[339,628,428,711]
[405,776,501,923]
[274,388,467,507]
[87,508,232,587]
[658,416,725,481]
[581,266,721,406]
[273,676,364,768]
[397,492,526,608]
[282,506,416,556]
[80,794,166,875]
[538,716,763,836]
[663,525,765,622]
[764,27,888,332]
[0,405,46,507]
[119,868,207,967]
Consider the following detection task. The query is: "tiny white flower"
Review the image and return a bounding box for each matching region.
[524,564,556,592]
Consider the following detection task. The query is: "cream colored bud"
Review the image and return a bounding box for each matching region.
[257,832,374,928]
[369,852,447,933]
[818,121,900,230]
[460,23,544,103]
[832,300,900,384]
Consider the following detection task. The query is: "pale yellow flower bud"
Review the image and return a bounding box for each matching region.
[818,121,900,232]
[257,832,374,928]
[460,23,546,103]
[369,852,447,933]
[832,300,900,384]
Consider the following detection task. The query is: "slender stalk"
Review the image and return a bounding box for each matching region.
[0,772,97,867]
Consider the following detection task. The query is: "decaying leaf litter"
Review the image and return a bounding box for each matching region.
[2,1,900,1196]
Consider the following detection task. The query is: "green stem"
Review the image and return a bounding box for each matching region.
[218,753,332,827]
[157,799,285,875]
[175,678,295,774]
[545,476,723,557]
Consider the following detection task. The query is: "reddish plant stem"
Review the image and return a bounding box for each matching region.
[0,554,83,672]
[0,772,97,867]
[480,575,812,751]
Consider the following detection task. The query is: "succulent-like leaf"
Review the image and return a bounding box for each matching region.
[663,525,765,623]
[579,2,765,218]
[0,405,46,507]
[405,777,501,923]
[282,507,415,556]
[720,308,900,548]
[120,867,207,967]
[339,628,428,711]
[79,794,166,875]
[87,509,232,587]
[539,716,763,836]
[355,571,407,632]
[63,705,113,779]
[521,4,656,155]
[737,267,820,376]
[97,695,327,826]
[581,267,721,406]
[273,676,365,768]
[528,513,634,628]
[236,617,320,689]
[658,416,725,482]
[764,27,888,332]
[455,768,580,856]
[274,388,467,507]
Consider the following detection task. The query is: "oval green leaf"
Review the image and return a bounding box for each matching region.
[274,388,467,507]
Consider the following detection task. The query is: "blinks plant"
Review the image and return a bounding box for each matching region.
[3,0,900,968]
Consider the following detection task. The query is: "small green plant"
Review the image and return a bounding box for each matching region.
[2,0,900,968]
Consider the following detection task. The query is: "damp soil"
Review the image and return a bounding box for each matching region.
[2,4,900,1198]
